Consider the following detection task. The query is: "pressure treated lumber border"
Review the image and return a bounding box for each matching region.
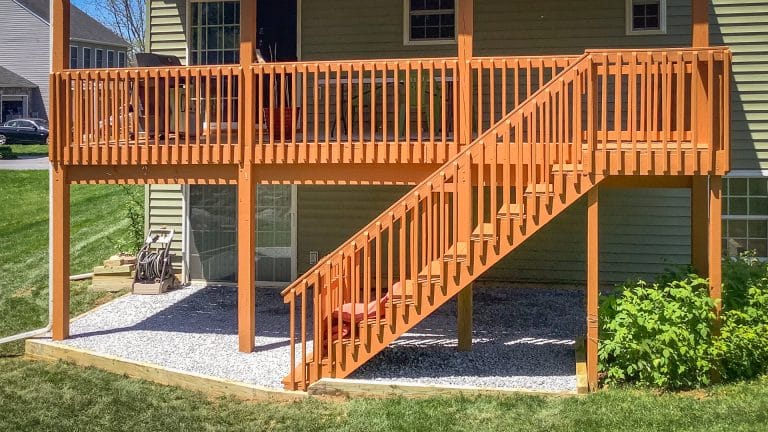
[575,337,589,395]
[25,339,307,401]
[307,378,577,398]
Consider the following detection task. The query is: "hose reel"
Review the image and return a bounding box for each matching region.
[133,228,177,294]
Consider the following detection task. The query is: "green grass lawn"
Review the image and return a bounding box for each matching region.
[0,358,766,432]
[5,145,49,158]
[0,170,142,355]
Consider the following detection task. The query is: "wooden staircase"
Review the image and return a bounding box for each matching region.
[280,48,731,391]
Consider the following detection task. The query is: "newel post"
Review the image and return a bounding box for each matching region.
[236,0,257,353]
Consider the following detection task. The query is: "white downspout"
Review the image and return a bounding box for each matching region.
[0,162,55,345]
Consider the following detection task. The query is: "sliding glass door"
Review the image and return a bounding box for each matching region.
[187,185,295,284]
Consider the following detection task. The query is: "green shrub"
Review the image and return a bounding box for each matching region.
[599,274,716,389]
[0,146,16,160]
[714,255,768,381]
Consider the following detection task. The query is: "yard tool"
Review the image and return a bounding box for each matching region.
[133,228,177,295]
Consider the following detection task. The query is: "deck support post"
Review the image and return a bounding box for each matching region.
[691,176,709,274]
[457,0,473,149]
[709,176,723,322]
[51,167,71,340]
[692,0,709,47]
[237,0,258,353]
[586,188,599,391]
[457,283,473,352]
[50,0,71,341]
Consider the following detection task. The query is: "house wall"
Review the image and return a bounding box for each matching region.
[0,0,49,119]
[143,0,759,284]
[710,0,768,171]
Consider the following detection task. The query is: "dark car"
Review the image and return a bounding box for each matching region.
[0,118,49,145]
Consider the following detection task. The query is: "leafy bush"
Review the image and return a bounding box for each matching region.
[107,185,145,254]
[599,274,716,389]
[599,253,768,390]
[0,146,16,160]
[714,255,768,381]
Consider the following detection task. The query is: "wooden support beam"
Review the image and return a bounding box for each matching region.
[709,176,722,320]
[457,283,473,352]
[51,0,70,72]
[51,0,71,341]
[691,176,709,275]
[51,167,71,340]
[237,164,257,352]
[237,0,258,353]
[692,0,709,47]
[586,188,599,391]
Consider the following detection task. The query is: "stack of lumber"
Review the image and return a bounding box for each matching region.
[91,255,136,292]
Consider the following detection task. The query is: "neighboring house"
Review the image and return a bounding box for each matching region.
[0,66,38,123]
[0,0,130,121]
[141,0,767,286]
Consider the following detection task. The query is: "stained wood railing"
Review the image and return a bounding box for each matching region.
[49,56,576,166]
[280,47,731,390]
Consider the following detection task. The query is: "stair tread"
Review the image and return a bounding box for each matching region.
[443,242,468,262]
[497,203,524,219]
[417,260,443,283]
[551,163,584,173]
[471,223,496,241]
[525,184,555,195]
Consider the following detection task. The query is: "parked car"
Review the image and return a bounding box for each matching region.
[0,118,49,145]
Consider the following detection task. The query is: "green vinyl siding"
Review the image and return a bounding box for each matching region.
[147,0,187,63]
[711,0,768,170]
[145,185,185,276]
[297,186,411,274]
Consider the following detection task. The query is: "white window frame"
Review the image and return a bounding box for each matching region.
[626,0,667,36]
[722,172,768,260]
[69,45,78,69]
[403,0,458,46]
[95,48,104,68]
[83,47,92,68]
[107,50,116,68]
[118,51,126,68]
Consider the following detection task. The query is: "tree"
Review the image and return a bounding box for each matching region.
[82,0,146,53]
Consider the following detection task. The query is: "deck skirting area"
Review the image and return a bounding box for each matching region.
[25,284,583,396]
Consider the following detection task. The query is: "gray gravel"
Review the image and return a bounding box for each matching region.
[49,283,584,392]
[55,285,298,389]
[351,285,585,392]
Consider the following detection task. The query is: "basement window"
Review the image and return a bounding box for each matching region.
[723,177,768,259]
[626,0,667,35]
[405,0,456,45]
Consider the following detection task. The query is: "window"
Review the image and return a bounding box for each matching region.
[723,177,768,259]
[405,0,456,45]
[118,51,126,68]
[69,46,78,68]
[107,50,115,68]
[189,1,240,65]
[626,0,666,35]
[83,47,92,68]
[95,49,104,68]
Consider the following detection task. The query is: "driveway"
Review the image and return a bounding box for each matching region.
[0,155,49,170]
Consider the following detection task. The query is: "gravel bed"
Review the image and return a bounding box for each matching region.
[351,285,585,392]
[48,283,584,392]
[55,285,298,389]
